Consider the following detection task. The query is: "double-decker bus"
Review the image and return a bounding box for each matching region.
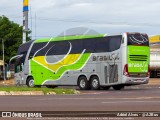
[11,32,150,90]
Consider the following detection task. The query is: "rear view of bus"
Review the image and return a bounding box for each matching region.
[122,32,150,85]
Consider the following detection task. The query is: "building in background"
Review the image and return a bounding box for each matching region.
[0,60,11,79]
[149,35,160,78]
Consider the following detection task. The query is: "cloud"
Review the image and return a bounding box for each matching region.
[30,0,56,12]
[1,0,160,38]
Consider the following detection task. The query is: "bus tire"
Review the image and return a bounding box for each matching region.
[112,85,124,90]
[26,77,34,87]
[46,85,58,88]
[101,86,111,90]
[34,85,41,88]
[90,76,100,90]
[78,76,90,90]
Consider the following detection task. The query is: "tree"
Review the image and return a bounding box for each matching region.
[0,15,30,63]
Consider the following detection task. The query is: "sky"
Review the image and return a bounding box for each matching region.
[0,0,160,40]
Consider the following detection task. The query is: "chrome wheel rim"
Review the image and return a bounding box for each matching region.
[80,79,86,88]
[92,79,98,88]
[29,79,34,87]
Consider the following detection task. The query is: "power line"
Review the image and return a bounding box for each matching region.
[1,14,160,27]
[27,17,160,27]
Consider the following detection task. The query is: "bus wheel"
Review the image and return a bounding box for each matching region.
[112,85,124,90]
[90,76,100,90]
[26,77,34,87]
[78,76,90,90]
[101,86,110,90]
[46,85,58,88]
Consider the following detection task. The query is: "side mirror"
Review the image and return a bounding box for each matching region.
[29,56,33,59]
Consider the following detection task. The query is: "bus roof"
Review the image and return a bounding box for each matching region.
[35,34,104,43]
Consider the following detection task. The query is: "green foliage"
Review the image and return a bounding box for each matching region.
[0,15,31,63]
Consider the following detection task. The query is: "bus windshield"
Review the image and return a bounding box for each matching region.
[127,33,149,46]
[15,40,33,73]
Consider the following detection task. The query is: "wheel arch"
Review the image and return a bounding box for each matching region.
[77,74,88,85]
[26,76,34,84]
[89,74,100,82]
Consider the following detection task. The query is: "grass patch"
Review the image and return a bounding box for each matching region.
[0,86,76,95]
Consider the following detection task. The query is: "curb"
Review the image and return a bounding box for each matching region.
[0,90,80,95]
[0,91,44,95]
[0,91,10,95]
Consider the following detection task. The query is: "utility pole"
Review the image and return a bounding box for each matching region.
[23,0,29,43]
[2,39,5,80]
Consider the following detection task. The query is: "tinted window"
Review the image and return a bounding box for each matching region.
[29,42,53,57]
[108,35,122,52]
[83,38,96,53]
[17,40,33,63]
[70,40,83,54]
[29,36,122,57]
[127,33,149,46]
[17,40,33,55]
[95,37,109,52]
[47,41,70,55]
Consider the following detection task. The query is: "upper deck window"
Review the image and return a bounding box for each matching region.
[127,33,149,46]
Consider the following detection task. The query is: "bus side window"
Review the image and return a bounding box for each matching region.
[122,37,124,44]
[21,63,24,71]
[108,36,121,52]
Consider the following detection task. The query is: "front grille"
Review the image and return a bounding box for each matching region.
[129,55,147,61]
[129,73,146,77]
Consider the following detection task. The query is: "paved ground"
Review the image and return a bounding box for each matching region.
[0,78,14,86]
[0,82,160,119]
[0,78,159,120]
[148,78,160,85]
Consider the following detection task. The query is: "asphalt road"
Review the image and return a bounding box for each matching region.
[0,79,160,119]
[0,84,160,111]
